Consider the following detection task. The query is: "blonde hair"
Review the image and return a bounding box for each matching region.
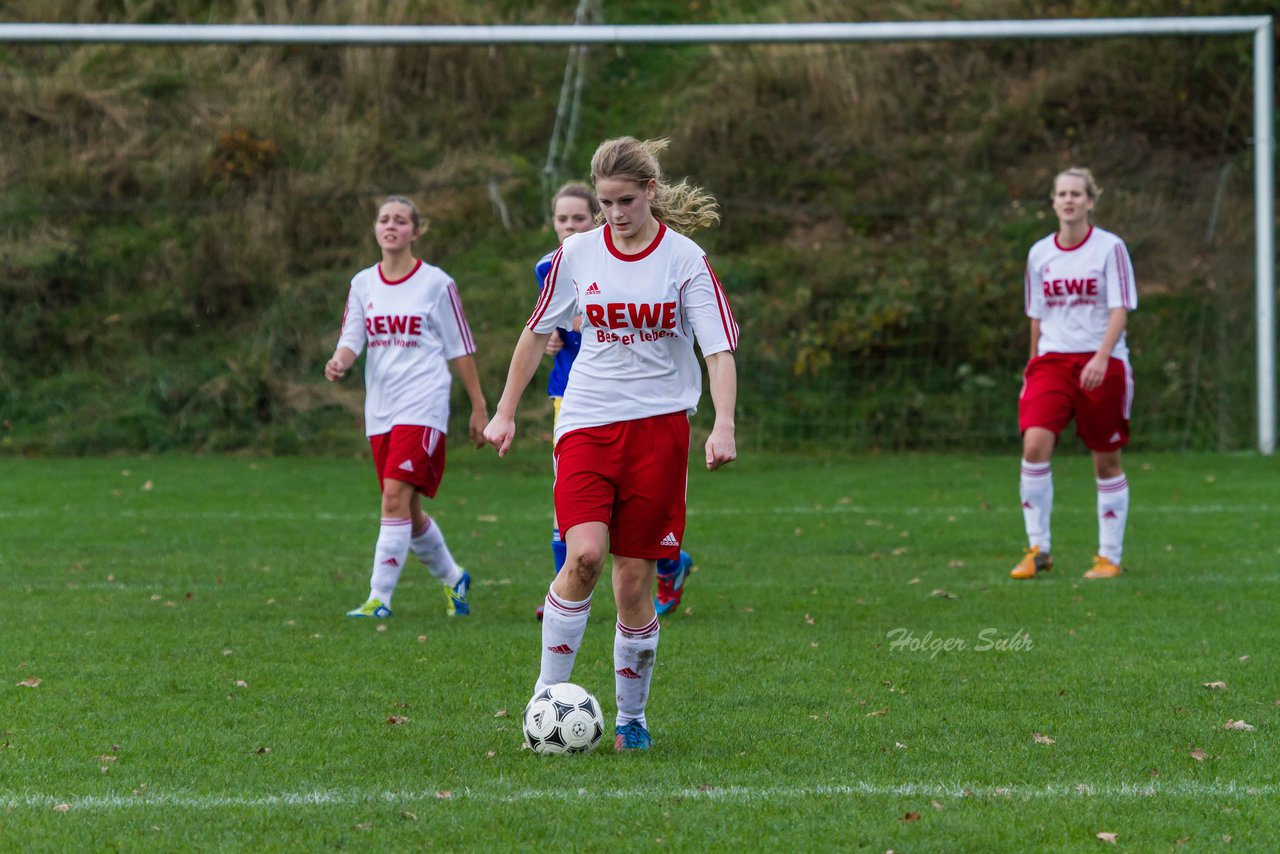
[1053,167,1102,201]
[551,181,600,219]
[378,194,423,233]
[590,137,720,233]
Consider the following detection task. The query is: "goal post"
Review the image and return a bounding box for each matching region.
[1,16,1273,453]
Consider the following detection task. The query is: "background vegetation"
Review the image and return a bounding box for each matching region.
[0,0,1273,455]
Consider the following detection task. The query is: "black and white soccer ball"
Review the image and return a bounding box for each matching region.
[522,682,604,755]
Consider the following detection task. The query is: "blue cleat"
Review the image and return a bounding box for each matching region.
[346,597,392,619]
[444,570,471,617]
[654,551,693,616]
[614,721,653,752]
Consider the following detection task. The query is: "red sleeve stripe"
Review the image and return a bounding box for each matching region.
[528,245,564,328]
[1114,244,1135,308]
[703,256,739,351]
[1024,261,1032,314]
[338,284,363,341]
[446,281,475,353]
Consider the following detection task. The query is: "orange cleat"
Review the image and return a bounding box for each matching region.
[1083,554,1124,579]
[1010,546,1053,580]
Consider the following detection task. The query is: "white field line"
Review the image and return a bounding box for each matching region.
[0,504,1273,523]
[2,781,1278,811]
[52,574,1280,589]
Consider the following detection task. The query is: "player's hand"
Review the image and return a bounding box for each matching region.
[324,357,348,382]
[705,424,737,471]
[483,414,517,457]
[1080,353,1108,391]
[544,333,564,356]
[468,408,489,449]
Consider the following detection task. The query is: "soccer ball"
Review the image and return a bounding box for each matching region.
[522,682,605,755]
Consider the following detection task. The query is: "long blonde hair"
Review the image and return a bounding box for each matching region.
[590,137,719,233]
[1053,167,1102,201]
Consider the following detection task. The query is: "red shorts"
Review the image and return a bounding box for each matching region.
[369,425,447,496]
[1019,353,1133,452]
[553,412,690,560]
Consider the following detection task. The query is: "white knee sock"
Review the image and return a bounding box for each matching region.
[614,616,660,728]
[409,518,462,587]
[1096,474,1129,564]
[1020,459,1053,553]
[369,517,413,605]
[535,587,592,694]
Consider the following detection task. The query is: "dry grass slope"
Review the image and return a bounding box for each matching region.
[0,0,1265,453]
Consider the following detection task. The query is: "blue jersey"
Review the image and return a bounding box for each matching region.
[536,249,581,396]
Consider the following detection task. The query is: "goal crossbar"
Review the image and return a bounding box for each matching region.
[0,18,1270,45]
[2,16,1272,453]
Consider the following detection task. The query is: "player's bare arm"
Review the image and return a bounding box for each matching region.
[325,346,358,382]
[1080,308,1128,391]
[484,326,554,456]
[704,350,737,471]
[448,354,489,448]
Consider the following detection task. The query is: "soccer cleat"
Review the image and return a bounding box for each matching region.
[1010,546,1052,580]
[444,570,471,617]
[346,597,392,619]
[654,551,693,615]
[1084,554,1124,579]
[535,604,545,622]
[614,721,653,752]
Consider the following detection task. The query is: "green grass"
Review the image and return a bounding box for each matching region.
[2,449,1278,850]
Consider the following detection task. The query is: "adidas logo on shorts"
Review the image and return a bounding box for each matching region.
[398,460,414,472]
[660,532,679,547]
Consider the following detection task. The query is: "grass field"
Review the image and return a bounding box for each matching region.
[1,448,1278,851]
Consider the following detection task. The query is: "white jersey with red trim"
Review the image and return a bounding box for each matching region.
[529,221,739,444]
[335,259,476,436]
[1024,225,1137,360]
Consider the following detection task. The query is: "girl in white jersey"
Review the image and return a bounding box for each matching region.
[325,195,489,619]
[1012,168,1137,581]
[485,138,739,752]
[532,183,698,623]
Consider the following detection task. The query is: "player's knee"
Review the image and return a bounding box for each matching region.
[380,495,409,517]
[1021,428,1055,462]
[1094,456,1123,479]
[566,548,605,584]
[566,563,602,590]
[613,577,649,610]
